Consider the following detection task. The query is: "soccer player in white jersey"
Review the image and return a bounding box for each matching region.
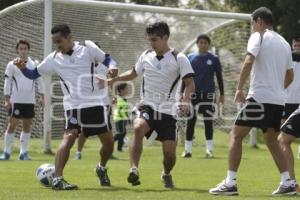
[109,22,195,188]
[0,39,45,161]
[278,37,300,192]
[14,24,115,190]
[282,38,300,123]
[209,7,296,195]
[74,42,118,160]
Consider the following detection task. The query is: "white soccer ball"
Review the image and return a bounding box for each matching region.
[36,163,55,187]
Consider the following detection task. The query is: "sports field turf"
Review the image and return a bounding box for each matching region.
[0,128,299,200]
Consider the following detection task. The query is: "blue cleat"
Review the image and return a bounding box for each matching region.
[0,152,10,160]
[19,152,31,160]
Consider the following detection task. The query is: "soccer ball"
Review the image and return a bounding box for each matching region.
[36,163,55,187]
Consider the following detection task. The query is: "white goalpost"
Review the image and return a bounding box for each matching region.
[0,0,251,148]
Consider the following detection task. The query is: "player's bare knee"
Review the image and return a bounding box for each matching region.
[7,124,17,133]
[63,130,78,147]
[133,123,147,138]
[164,151,176,162]
[230,131,244,142]
[278,133,292,146]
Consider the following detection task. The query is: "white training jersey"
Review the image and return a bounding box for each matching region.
[246,30,293,105]
[4,57,45,104]
[37,40,109,111]
[135,48,194,115]
[286,58,300,104]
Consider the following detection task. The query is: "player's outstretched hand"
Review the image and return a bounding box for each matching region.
[13,58,26,69]
[234,90,245,103]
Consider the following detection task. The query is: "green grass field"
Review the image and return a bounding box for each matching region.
[0,128,299,200]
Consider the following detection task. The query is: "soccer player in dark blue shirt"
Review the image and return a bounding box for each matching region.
[182,34,224,158]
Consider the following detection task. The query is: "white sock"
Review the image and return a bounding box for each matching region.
[20,132,30,154]
[185,140,193,153]
[4,132,15,154]
[76,151,81,154]
[206,140,213,151]
[280,171,291,185]
[130,166,138,173]
[225,170,237,185]
[249,129,257,146]
[98,163,106,170]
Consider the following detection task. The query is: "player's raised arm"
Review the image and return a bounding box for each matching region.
[108,68,138,87]
[107,50,146,86]
[14,58,41,80]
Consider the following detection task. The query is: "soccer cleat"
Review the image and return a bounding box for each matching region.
[0,152,10,160]
[109,155,118,160]
[272,182,297,195]
[96,165,111,186]
[19,152,31,160]
[74,152,82,160]
[127,168,141,186]
[181,151,192,158]
[250,144,260,149]
[52,177,78,190]
[205,150,214,158]
[161,173,175,189]
[209,180,238,195]
[43,149,55,155]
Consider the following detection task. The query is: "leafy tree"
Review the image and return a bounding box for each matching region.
[225,0,300,42]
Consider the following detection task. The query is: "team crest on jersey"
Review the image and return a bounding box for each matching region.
[207,59,212,65]
[156,63,162,70]
[14,109,20,116]
[70,57,75,63]
[142,112,150,120]
[286,124,293,130]
[69,117,78,125]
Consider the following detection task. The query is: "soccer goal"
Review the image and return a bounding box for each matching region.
[0,0,251,143]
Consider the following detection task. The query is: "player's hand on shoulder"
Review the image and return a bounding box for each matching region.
[13,58,26,69]
[107,77,118,88]
[96,77,106,89]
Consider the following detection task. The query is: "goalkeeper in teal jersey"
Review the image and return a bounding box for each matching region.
[113,83,129,152]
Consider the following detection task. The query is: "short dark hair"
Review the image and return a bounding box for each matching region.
[252,7,273,25]
[16,39,30,50]
[196,34,211,44]
[51,24,71,37]
[293,37,300,43]
[146,21,170,38]
[116,83,128,94]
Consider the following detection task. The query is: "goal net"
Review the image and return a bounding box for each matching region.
[0,0,251,139]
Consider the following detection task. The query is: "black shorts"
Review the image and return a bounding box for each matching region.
[281,109,300,138]
[8,103,35,119]
[133,104,177,141]
[235,98,284,133]
[65,105,112,137]
[282,103,299,120]
[115,120,127,135]
[191,92,215,116]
